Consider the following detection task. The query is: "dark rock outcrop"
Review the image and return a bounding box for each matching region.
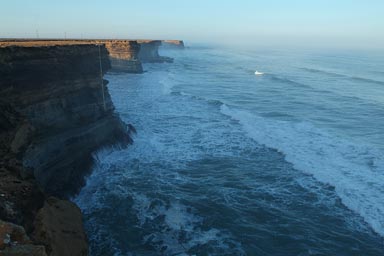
[137,40,173,63]
[0,220,31,249]
[0,220,47,256]
[0,103,45,231]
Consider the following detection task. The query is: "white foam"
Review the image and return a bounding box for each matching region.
[131,193,244,255]
[158,72,177,95]
[220,104,384,237]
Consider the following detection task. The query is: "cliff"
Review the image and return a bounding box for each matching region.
[0,38,182,70]
[0,38,182,254]
[0,43,132,255]
[0,44,131,196]
[137,40,174,63]
[0,40,144,74]
[162,40,185,48]
[0,90,85,256]
[96,40,143,73]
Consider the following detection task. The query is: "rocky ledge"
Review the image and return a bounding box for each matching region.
[0,43,133,255]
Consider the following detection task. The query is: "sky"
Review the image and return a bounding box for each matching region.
[1,0,383,49]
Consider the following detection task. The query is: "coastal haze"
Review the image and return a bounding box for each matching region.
[1,0,384,49]
[1,1,384,256]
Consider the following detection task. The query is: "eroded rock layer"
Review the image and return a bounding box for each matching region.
[94,40,143,73]
[0,44,130,197]
[0,40,144,73]
[0,43,135,255]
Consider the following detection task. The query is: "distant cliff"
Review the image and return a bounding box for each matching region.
[0,39,182,71]
[0,40,144,74]
[138,40,174,63]
[93,40,143,73]
[162,40,185,48]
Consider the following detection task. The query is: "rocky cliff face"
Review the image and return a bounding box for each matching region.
[0,39,182,72]
[0,44,131,197]
[97,40,143,73]
[138,40,173,63]
[0,43,134,255]
[0,38,181,255]
[0,40,144,74]
[162,40,185,48]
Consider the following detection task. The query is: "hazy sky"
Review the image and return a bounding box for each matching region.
[1,0,383,48]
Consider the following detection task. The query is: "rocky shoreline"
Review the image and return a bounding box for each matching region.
[0,39,180,255]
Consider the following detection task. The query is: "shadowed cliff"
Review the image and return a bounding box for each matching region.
[0,44,132,196]
[0,43,135,255]
[0,39,179,255]
[138,40,174,63]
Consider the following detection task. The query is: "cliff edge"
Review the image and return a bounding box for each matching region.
[0,43,133,255]
[0,40,144,74]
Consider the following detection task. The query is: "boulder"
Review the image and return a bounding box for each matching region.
[33,197,88,256]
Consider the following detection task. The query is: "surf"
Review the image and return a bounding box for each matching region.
[220,104,384,237]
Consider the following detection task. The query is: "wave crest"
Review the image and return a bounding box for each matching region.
[220,104,384,237]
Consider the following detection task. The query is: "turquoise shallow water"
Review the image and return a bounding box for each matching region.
[75,46,384,255]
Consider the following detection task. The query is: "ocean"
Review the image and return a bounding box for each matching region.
[75,45,384,255]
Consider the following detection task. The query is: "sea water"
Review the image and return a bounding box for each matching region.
[75,46,384,255]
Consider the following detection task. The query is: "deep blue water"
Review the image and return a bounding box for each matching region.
[75,46,384,255]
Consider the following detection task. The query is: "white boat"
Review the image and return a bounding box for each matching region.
[255,71,264,76]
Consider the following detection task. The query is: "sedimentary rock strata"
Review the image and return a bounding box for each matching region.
[0,37,181,255]
[0,44,131,196]
[97,40,143,73]
[0,43,132,255]
[0,40,144,73]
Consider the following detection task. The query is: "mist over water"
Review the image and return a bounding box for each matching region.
[75,46,384,255]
